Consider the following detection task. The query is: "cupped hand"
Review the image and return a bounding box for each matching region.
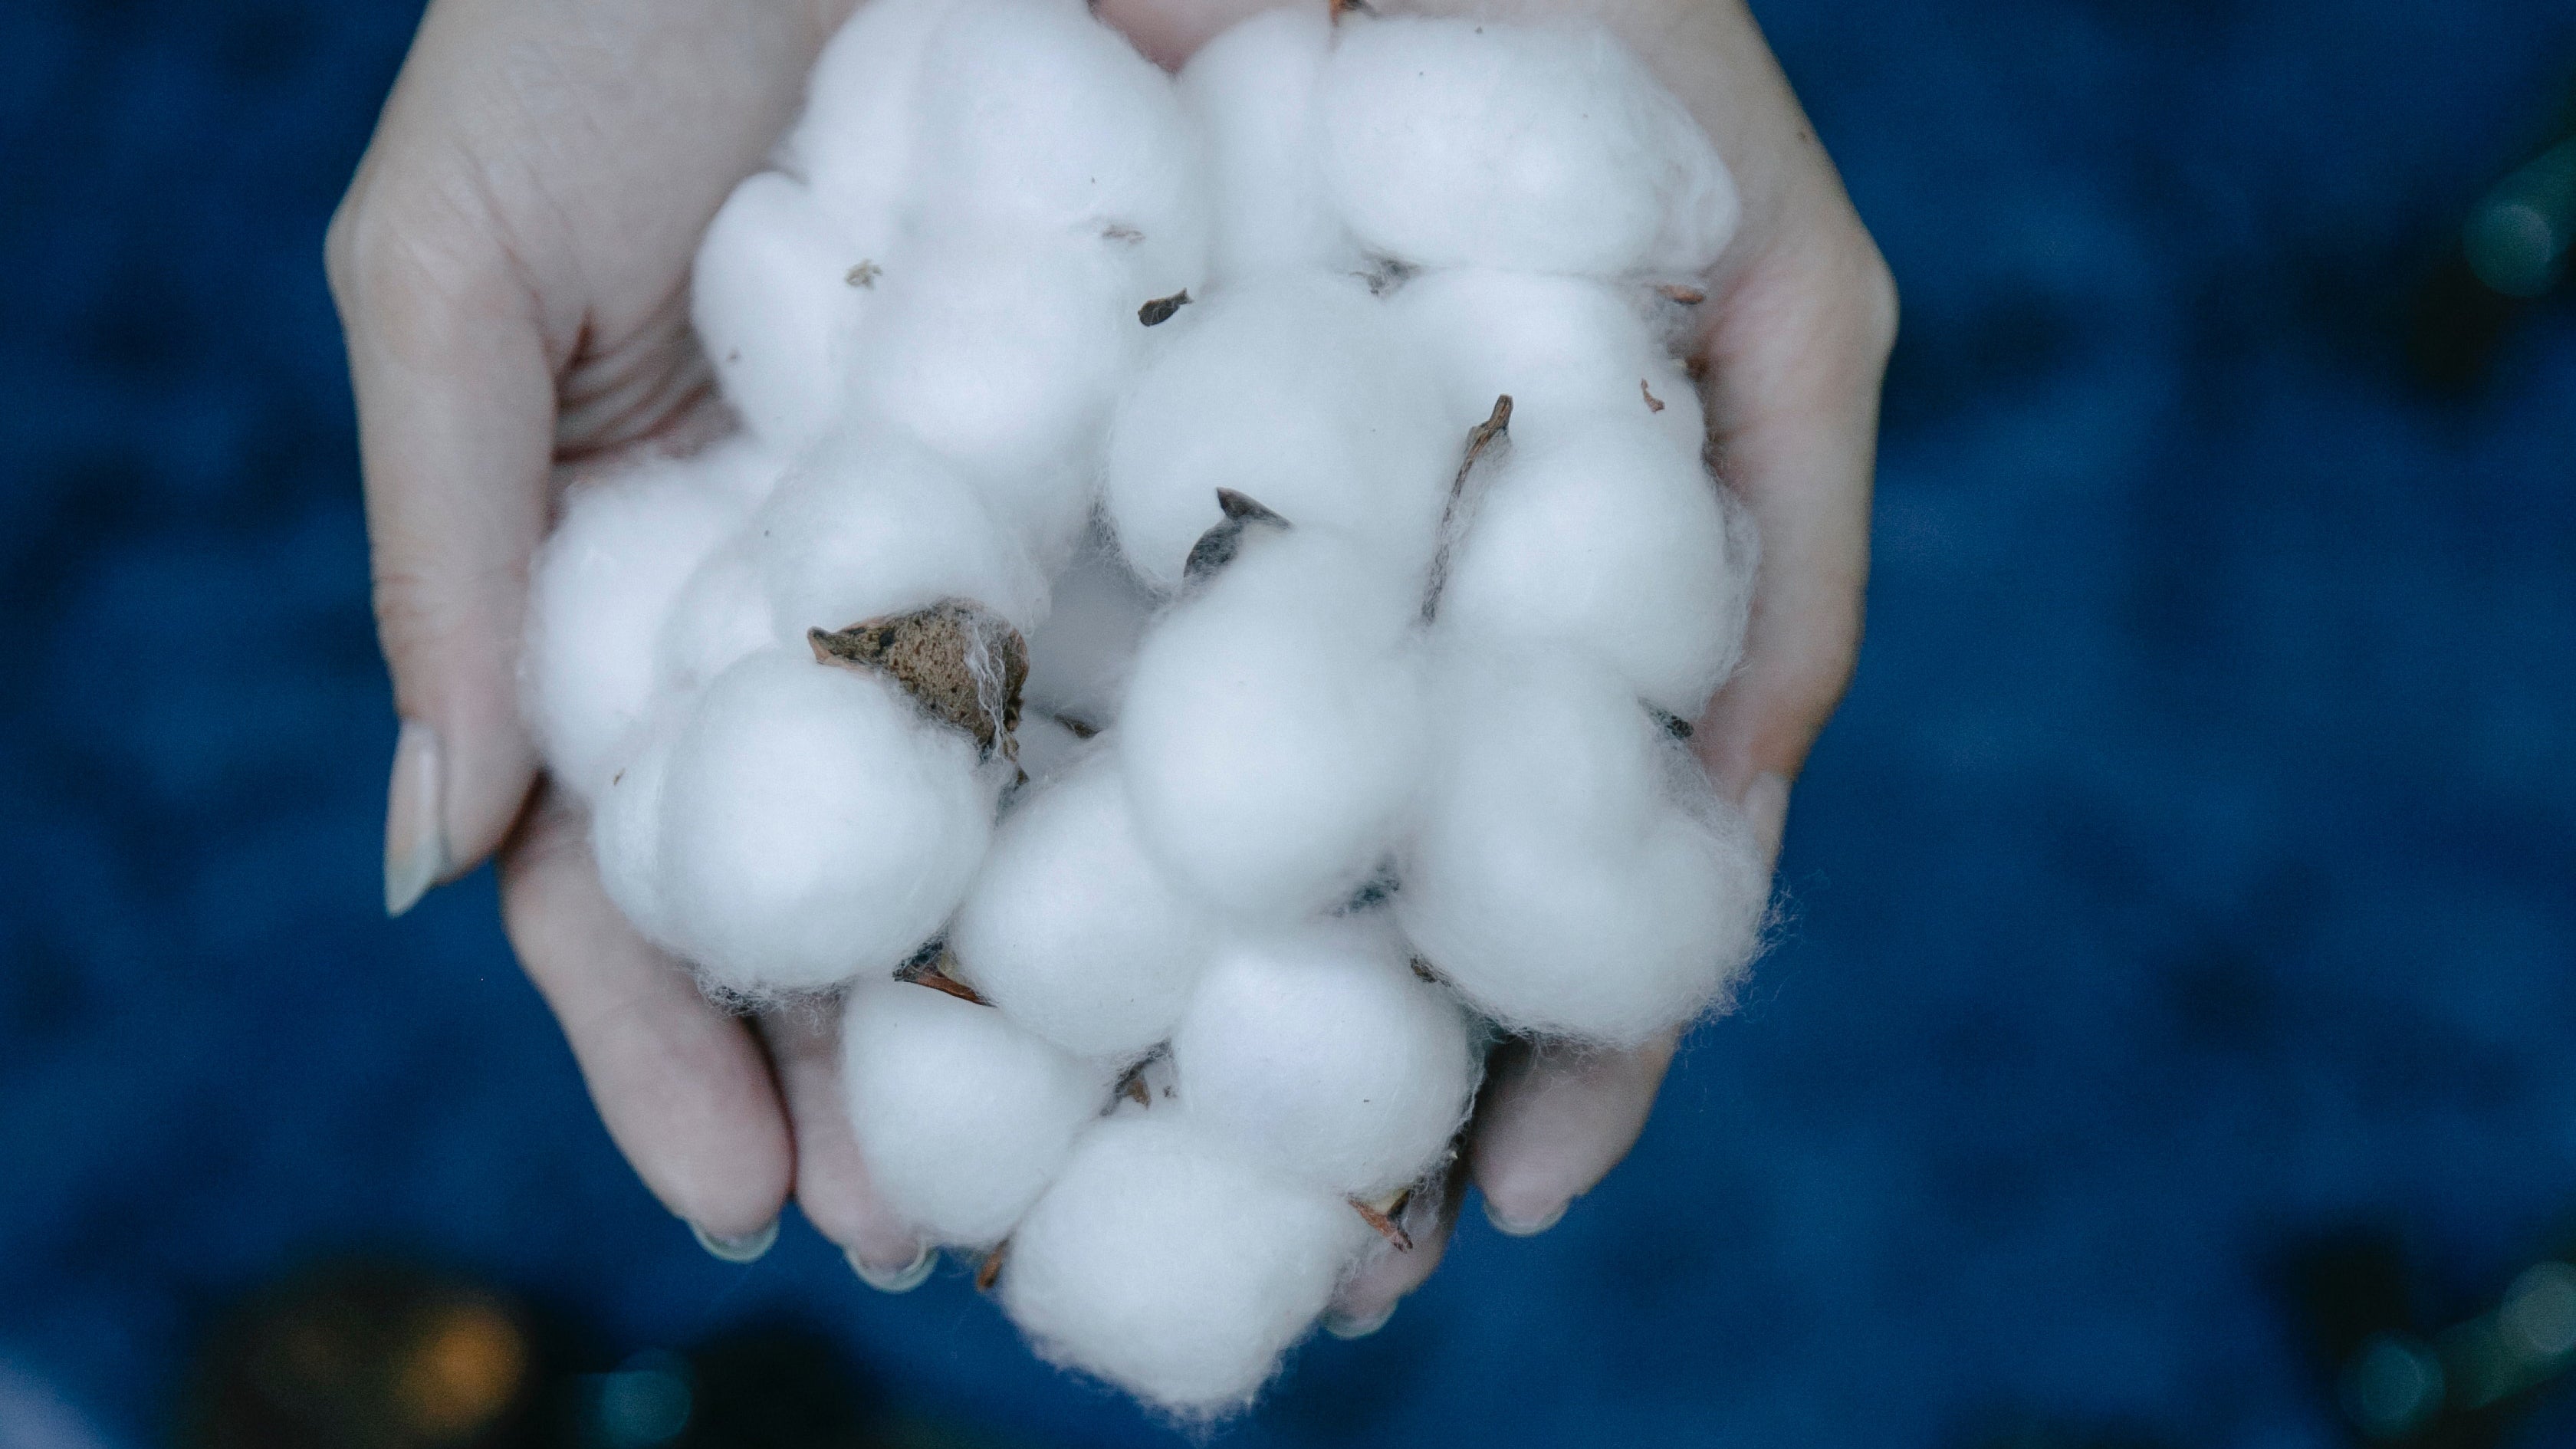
[333,0,1891,1313]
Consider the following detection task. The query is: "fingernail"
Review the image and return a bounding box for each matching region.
[849,1244,935,1293]
[690,1219,778,1263]
[383,720,449,917]
[1322,1303,1395,1340]
[1740,770,1792,867]
[1484,1198,1568,1238]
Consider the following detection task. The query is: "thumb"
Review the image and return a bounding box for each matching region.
[329,176,554,913]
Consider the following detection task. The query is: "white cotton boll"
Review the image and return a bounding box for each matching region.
[1171,918,1475,1198]
[591,718,685,954]
[950,748,1214,1060]
[1021,528,1156,731]
[1390,268,1704,456]
[659,649,992,994]
[1319,16,1740,278]
[843,232,1135,562]
[692,172,886,454]
[1103,274,1451,593]
[655,534,775,699]
[1179,5,1355,283]
[754,431,1050,642]
[912,0,1208,297]
[840,976,1112,1246]
[1438,416,1748,718]
[1002,1113,1371,1413]
[1119,526,1429,920]
[1395,652,1768,1045]
[523,450,755,802]
[787,0,957,232]
[1011,712,1090,786]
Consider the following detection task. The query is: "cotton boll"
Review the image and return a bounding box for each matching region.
[1390,268,1704,456]
[1179,5,1355,282]
[524,449,756,801]
[843,232,1136,562]
[693,172,886,453]
[1103,274,1451,592]
[787,0,957,232]
[1320,16,1740,277]
[591,718,685,954]
[950,748,1214,1060]
[1395,652,1768,1045]
[754,430,1050,642]
[1011,711,1090,786]
[1171,918,1475,1198]
[655,534,775,699]
[912,0,1208,296]
[1119,526,1429,919]
[1438,417,1748,718]
[840,976,1112,1246]
[1021,528,1156,731]
[659,649,992,994]
[1002,1113,1372,1413]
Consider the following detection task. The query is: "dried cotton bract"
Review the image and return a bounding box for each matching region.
[518,0,1776,1419]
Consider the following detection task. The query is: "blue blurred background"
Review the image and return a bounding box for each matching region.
[5,0,2575,1444]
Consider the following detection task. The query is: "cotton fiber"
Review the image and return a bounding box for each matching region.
[840,975,1112,1246]
[522,444,761,801]
[949,749,1214,1060]
[656,650,992,995]
[1101,274,1454,593]
[1020,528,1157,732]
[1178,5,1352,282]
[1118,524,1429,919]
[692,171,884,455]
[1396,652,1768,1044]
[1001,1114,1372,1413]
[1436,416,1751,718]
[590,716,684,953]
[1391,268,1706,455]
[652,535,776,701]
[754,430,1050,643]
[1319,15,1740,278]
[784,0,954,232]
[1171,918,1476,1198]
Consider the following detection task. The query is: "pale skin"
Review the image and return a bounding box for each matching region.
[331,0,1893,1329]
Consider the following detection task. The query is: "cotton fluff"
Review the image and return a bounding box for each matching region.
[909,0,1208,297]
[1171,918,1476,1198]
[1391,268,1705,456]
[653,535,775,699]
[591,716,684,952]
[840,976,1112,1246]
[1396,652,1768,1044]
[1119,526,1428,920]
[1438,417,1750,719]
[657,650,992,995]
[754,431,1049,643]
[1020,529,1157,732]
[1102,274,1452,593]
[784,0,955,232]
[1002,1113,1370,1413]
[950,748,1214,1060]
[1011,712,1091,786]
[1178,5,1352,282]
[842,232,1137,563]
[523,445,761,801]
[692,172,884,455]
[1319,16,1740,278]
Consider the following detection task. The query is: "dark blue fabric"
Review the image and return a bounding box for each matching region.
[3,0,2574,1444]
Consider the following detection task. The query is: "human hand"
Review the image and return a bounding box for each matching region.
[1099,0,1895,1336]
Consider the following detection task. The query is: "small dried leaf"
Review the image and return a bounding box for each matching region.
[1408,955,1441,985]
[1349,1197,1414,1252]
[1329,0,1375,19]
[1182,488,1292,586]
[1137,289,1191,327]
[894,948,993,1007]
[1641,378,1665,413]
[1657,282,1707,305]
[809,599,1028,758]
[1102,222,1143,244]
[846,260,882,288]
[1421,395,1513,621]
[1056,713,1100,741]
[1653,707,1694,741]
[976,1243,1007,1292]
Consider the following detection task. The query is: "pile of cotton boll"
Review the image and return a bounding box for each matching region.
[520,0,1771,1416]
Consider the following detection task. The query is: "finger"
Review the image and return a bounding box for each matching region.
[758,1007,935,1290]
[330,163,554,914]
[1469,1030,1680,1235]
[1323,1152,1468,1338]
[1092,0,1284,68]
[498,790,792,1248]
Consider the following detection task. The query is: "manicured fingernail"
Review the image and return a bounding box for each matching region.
[1322,1303,1395,1340]
[383,720,449,917]
[690,1219,778,1263]
[1484,1198,1568,1238]
[1741,771,1792,866]
[849,1244,935,1293]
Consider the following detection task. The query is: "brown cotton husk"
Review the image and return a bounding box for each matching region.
[809,598,1028,759]
[977,1242,1008,1291]
[1137,289,1191,327]
[1349,1188,1414,1251]
[1641,378,1666,412]
[893,945,993,1007]
[1421,394,1513,620]
[1181,488,1291,587]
